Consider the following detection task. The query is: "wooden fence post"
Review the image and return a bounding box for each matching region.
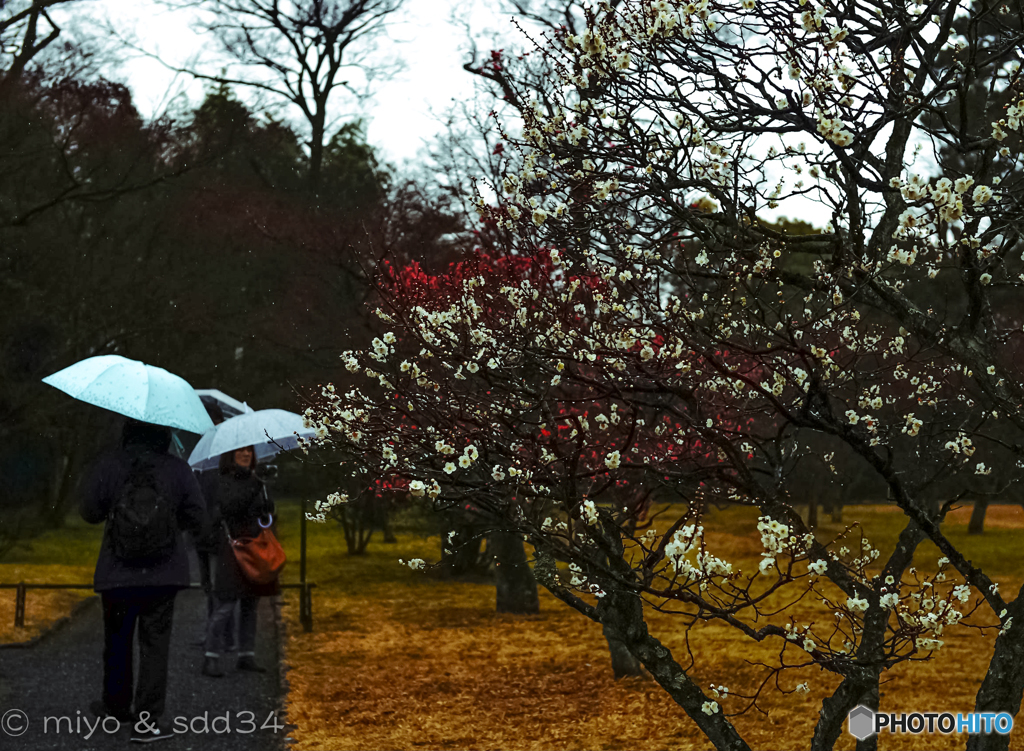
[14,582,26,628]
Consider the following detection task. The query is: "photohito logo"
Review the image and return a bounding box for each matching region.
[847,705,1014,739]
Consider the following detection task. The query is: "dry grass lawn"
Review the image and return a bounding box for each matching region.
[3,503,1021,748]
[0,564,95,644]
[0,516,101,644]
[279,504,1024,751]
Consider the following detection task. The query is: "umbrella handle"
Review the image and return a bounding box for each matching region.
[258,513,274,529]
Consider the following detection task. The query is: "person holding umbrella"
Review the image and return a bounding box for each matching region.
[188,408,307,677]
[192,398,236,651]
[201,445,279,677]
[43,355,214,743]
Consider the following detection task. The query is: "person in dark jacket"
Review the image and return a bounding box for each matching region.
[194,467,237,650]
[191,399,239,649]
[201,445,279,677]
[80,418,206,743]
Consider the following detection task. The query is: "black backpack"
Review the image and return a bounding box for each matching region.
[108,456,178,566]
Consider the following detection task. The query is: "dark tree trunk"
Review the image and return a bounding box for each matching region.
[811,671,879,751]
[810,519,924,751]
[309,110,326,196]
[597,578,750,750]
[966,616,1024,751]
[830,503,843,523]
[371,496,396,543]
[601,619,644,678]
[49,447,81,528]
[339,496,375,555]
[439,519,488,578]
[968,498,988,534]
[854,683,880,751]
[381,515,397,543]
[491,530,539,614]
[593,546,643,678]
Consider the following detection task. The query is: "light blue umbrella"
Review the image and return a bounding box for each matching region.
[187,408,316,471]
[42,355,215,434]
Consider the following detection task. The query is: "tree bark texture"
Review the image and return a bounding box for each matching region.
[601,621,644,678]
[440,519,489,578]
[966,610,1024,751]
[810,520,924,751]
[599,584,751,751]
[491,530,540,614]
[591,532,750,751]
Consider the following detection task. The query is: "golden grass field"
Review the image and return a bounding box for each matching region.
[3,503,1023,749]
[0,565,94,644]
[0,522,99,644]
[278,503,1024,751]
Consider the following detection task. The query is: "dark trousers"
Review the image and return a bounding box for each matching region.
[101,588,177,719]
[197,551,215,619]
[197,552,236,646]
[205,595,258,657]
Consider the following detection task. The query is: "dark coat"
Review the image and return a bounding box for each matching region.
[211,467,280,599]
[194,470,223,554]
[80,447,206,592]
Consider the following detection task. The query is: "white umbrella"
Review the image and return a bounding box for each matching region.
[42,355,215,434]
[187,409,316,471]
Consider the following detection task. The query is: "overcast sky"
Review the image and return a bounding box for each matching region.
[59,0,513,167]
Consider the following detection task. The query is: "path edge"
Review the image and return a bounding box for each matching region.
[0,594,100,651]
[273,595,298,748]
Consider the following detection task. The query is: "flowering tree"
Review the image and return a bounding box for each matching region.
[305,0,1024,748]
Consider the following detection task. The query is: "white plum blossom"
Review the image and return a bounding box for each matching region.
[808,559,828,576]
[701,701,720,715]
[847,596,870,613]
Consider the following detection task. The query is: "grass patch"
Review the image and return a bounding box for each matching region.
[278,503,1024,751]
[0,515,104,643]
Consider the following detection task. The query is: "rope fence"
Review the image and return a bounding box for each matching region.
[0,582,316,631]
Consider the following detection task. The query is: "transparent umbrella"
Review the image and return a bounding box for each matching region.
[195,389,255,420]
[187,409,316,471]
[170,389,257,459]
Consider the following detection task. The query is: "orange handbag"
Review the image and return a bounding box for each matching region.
[224,517,286,585]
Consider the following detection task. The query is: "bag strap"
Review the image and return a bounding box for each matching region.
[109,454,145,523]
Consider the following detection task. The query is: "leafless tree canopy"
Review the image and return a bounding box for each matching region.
[0,0,75,79]
[178,0,403,191]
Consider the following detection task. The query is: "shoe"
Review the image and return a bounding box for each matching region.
[130,722,173,743]
[90,699,134,724]
[201,656,224,678]
[236,655,267,672]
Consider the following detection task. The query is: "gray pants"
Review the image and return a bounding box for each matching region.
[204,596,259,657]
[198,553,236,646]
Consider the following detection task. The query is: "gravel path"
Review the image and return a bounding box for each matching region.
[0,587,287,750]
